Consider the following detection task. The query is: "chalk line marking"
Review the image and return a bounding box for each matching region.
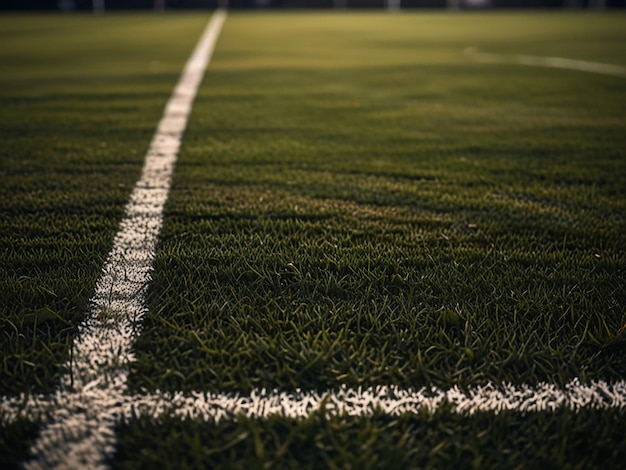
[465,47,626,78]
[2,11,626,468]
[0,10,227,469]
[3,380,625,433]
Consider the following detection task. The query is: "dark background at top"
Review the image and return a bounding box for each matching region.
[2,0,626,9]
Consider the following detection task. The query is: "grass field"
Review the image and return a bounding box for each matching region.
[1,10,626,469]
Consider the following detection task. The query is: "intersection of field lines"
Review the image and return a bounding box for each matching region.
[1,10,625,469]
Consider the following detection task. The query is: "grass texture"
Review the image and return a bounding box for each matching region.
[0,14,209,466]
[1,10,625,469]
[0,13,209,395]
[114,408,626,469]
[130,12,626,395]
[123,13,625,466]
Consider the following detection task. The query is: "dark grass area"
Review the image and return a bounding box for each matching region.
[113,407,626,469]
[1,11,625,469]
[129,13,626,394]
[0,419,39,470]
[0,14,209,396]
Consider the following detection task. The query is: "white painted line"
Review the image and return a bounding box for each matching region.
[2,10,227,469]
[134,379,626,420]
[465,47,626,78]
[2,11,626,467]
[3,380,625,430]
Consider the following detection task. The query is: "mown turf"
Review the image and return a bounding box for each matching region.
[0,13,210,395]
[2,10,626,469]
[114,407,626,469]
[129,12,626,395]
[0,13,214,467]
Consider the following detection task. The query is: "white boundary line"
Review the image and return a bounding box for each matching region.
[465,47,626,78]
[3,380,625,432]
[0,10,227,469]
[2,12,626,469]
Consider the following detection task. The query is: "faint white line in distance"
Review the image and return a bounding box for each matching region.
[465,47,626,78]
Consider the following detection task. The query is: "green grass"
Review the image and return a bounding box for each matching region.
[125,13,626,465]
[0,419,39,470]
[129,12,626,395]
[114,408,626,469]
[0,13,210,395]
[0,14,210,466]
[1,10,626,469]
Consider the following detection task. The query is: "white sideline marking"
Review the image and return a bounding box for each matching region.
[465,47,626,78]
[3,380,626,428]
[2,10,227,469]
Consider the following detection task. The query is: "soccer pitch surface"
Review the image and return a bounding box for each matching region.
[1,9,626,468]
